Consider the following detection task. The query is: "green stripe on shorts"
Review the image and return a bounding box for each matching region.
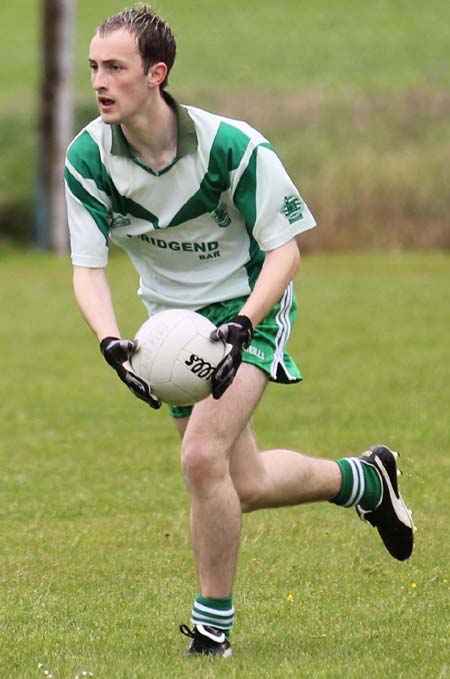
[169,284,301,418]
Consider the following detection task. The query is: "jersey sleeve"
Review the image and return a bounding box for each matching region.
[232,142,316,251]
[64,131,112,268]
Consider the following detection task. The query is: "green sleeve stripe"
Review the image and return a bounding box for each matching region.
[233,145,257,230]
[64,167,110,239]
[232,141,277,228]
[67,131,106,186]
[66,158,111,206]
[260,141,278,154]
[233,144,265,289]
[169,121,251,227]
[67,130,159,229]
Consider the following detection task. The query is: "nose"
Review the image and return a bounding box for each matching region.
[92,68,107,91]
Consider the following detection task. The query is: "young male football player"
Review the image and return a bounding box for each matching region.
[65,4,415,657]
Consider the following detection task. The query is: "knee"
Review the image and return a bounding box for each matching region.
[181,438,227,493]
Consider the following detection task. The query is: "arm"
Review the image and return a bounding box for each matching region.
[73,266,120,341]
[238,238,300,328]
[65,142,158,406]
[211,136,313,398]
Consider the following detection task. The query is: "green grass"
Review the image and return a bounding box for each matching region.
[1,250,449,678]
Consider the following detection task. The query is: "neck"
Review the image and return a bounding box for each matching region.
[121,91,178,171]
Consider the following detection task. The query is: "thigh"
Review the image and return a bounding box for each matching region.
[180,363,268,456]
[172,366,269,507]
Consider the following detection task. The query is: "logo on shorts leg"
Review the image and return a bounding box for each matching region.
[246,345,265,360]
[281,196,304,224]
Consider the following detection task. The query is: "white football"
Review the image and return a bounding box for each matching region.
[130,309,227,406]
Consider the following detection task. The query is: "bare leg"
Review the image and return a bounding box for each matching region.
[178,365,267,597]
[174,364,342,598]
[229,422,341,512]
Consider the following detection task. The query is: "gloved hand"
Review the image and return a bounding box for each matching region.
[100,336,161,409]
[210,315,254,399]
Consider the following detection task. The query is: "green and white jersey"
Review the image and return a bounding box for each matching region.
[65,95,316,314]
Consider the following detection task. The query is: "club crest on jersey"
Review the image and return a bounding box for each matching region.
[281,196,304,224]
[109,213,131,228]
[212,203,232,228]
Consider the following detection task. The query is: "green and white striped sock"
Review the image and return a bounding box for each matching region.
[331,457,382,510]
[191,595,234,637]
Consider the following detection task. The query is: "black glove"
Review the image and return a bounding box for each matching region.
[210,315,254,399]
[100,336,161,409]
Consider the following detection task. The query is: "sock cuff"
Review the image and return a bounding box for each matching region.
[195,595,233,611]
[331,457,382,510]
[192,595,235,631]
[332,457,365,507]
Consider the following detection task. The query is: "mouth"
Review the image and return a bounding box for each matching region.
[98,96,115,110]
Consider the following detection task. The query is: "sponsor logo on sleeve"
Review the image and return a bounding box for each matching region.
[281,196,304,224]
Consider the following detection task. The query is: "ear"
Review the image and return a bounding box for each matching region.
[147,62,168,89]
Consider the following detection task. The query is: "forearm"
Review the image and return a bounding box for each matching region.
[73,266,120,342]
[239,239,301,327]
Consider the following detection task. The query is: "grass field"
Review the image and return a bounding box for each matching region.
[1,0,450,246]
[1,250,449,678]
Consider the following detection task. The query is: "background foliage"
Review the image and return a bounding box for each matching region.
[1,0,449,248]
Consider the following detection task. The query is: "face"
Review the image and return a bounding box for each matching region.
[89,28,153,125]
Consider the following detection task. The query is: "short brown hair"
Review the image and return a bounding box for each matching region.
[97,4,176,88]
